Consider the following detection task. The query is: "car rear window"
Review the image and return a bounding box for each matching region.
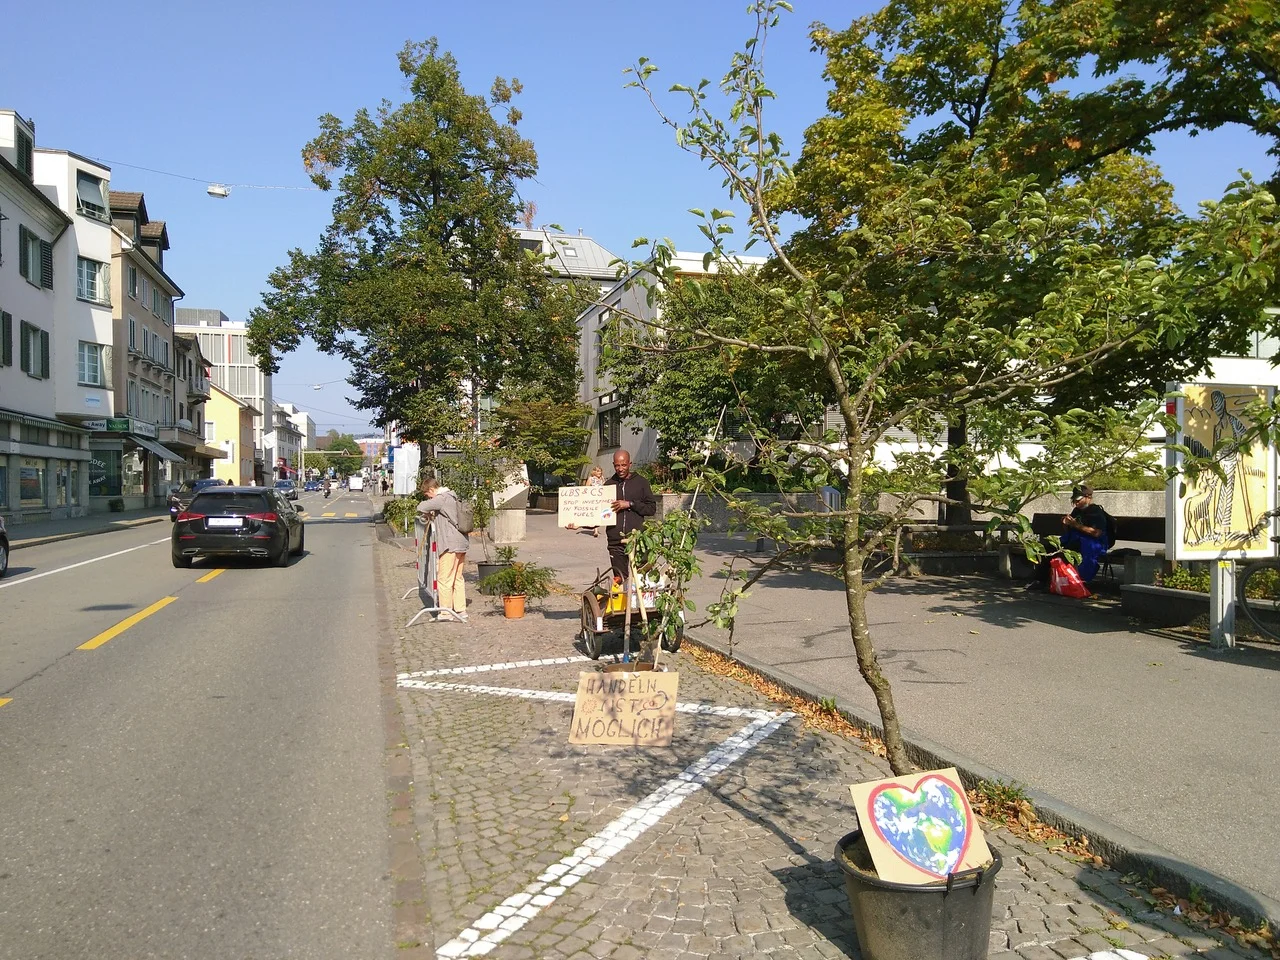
[188,492,271,515]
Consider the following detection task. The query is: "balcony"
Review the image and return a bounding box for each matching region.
[187,376,211,401]
[159,419,204,450]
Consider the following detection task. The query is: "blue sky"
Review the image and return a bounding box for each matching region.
[3,0,1272,433]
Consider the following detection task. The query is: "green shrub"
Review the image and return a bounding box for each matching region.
[1157,564,1210,593]
[381,496,418,535]
[1083,469,1166,492]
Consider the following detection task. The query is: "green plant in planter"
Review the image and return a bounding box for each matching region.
[478,561,556,600]
[493,545,518,563]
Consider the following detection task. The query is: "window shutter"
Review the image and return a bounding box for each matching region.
[40,329,50,378]
[103,345,114,390]
[20,322,31,373]
[40,240,54,289]
[19,226,30,280]
[0,312,10,367]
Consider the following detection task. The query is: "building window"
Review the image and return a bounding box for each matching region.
[597,408,622,450]
[0,460,7,508]
[142,276,150,305]
[69,460,81,505]
[19,321,50,379]
[129,316,137,350]
[76,172,110,221]
[152,287,160,315]
[77,257,111,304]
[128,265,138,298]
[1,310,12,367]
[205,420,216,441]
[90,449,122,497]
[18,226,53,289]
[78,341,105,386]
[15,128,33,178]
[127,381,138,415]
[19,457,46,507]
[163,340,170,369]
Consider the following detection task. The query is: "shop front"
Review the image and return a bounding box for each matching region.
[0,409,92,526]
[88,417,184,511]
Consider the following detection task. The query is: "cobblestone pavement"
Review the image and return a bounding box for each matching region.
[375,538,1268,960]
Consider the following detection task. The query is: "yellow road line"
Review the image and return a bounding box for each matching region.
[322,512,336,517]
[196,568,226,584]
[78,597,178,651]
[0,698,11,709]
[345,512,358,518]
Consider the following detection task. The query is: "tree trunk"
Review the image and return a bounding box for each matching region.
[841,486,913,776]
[943,412,972,525]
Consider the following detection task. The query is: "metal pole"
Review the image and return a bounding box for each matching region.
[1209,559,1236,649]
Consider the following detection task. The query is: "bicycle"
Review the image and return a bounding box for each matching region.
[1234,536,1280,642]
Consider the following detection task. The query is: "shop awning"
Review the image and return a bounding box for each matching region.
[133,435,185,463]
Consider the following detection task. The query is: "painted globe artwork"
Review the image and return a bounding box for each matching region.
[870,777,969,877]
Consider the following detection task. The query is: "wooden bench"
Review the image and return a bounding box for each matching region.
[1028,512,1165,582]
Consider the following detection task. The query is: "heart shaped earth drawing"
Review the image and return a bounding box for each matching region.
[868,775,971,878]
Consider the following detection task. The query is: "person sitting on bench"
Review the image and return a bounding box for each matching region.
[1027,484,1113,590]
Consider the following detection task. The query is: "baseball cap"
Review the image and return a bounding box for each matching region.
[1071,484,1094,502]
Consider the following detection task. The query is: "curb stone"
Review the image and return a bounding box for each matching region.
[684,628,1280,934]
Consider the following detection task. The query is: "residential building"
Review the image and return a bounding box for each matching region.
[268,402,303,479]
[96,190,185,508]
[175,308,273,483]
[277,401,315,450]
[574,250,767,475]
[168,333,224,482]
[0,110,91,525]
[514,229,621,292]
[205,384,258,485]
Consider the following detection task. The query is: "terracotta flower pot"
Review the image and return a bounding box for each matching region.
[502,594,527,619]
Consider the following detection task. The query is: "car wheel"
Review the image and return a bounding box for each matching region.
[172,552,192,569]
[0,540,8,579]
[274,541,290,567]
[292,526,305,556]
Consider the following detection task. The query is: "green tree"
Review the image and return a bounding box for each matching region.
[600,271,829,467]
[246,40,588,448]
[325,432,364,477]
[490,388,592,479]
[624,1,1278,775]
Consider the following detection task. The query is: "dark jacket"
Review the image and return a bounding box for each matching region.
[606,471,656,539]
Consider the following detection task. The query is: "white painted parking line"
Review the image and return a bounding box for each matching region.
[0,536,170,591]
[397,656,593,680]
[1064,952,1147,960]
[434,709,795,958]
[399,679,775,720]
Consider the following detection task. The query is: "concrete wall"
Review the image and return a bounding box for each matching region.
[656,491,832,534]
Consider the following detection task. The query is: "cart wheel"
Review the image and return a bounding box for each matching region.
[581,597,603,660]
[662,628,683,654]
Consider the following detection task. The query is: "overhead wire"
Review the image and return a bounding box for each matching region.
[91,156,320,191]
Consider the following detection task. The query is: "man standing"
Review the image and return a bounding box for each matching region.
[606,450,656,580]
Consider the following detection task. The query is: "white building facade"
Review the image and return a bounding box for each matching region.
[0,110,93,524]
[176,308,273,484]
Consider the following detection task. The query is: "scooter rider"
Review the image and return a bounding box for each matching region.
[323,478,332,499]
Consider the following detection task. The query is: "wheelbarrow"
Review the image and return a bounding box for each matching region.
[579,567,684,660]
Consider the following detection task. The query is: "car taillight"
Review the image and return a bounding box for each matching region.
[176,511,205,522]
[246,512,278,523]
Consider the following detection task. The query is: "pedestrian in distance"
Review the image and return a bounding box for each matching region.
[418,476,469,623]
[1026,484,1113,591]
[605,451,656,581]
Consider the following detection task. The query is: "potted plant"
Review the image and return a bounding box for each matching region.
[476,545,517,595]
[478,561,556,619]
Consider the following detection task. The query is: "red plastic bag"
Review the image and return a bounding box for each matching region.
[1049,557,1090,599]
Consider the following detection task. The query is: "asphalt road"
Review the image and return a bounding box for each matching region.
[682,532,1280,909]
[0,491,393,960]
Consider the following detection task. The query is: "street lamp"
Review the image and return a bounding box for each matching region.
[206,183,230,198]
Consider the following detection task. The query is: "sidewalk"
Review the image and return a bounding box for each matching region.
[6,506,169,550]
[377,515,1276,959]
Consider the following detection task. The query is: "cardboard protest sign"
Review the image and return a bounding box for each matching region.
[568,670,679,746]
[847,767,991,884]
[558,484,616,528]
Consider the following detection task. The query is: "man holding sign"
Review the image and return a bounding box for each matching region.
[606,450,656,580]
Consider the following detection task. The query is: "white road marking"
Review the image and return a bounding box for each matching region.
[0,536,170,591]
[434,709,795,958]
[1064,952,1147,960]
[397,656,593,680]
[399,680,774,720]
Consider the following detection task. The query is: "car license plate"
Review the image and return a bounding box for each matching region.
[207,517,243,528]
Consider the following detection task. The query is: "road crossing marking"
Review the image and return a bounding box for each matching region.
[322,512,336,517]
[345,512,358,518]
[401,680,776,720]
[78,596,178,650]
[0,537,170,591]
[195,568,226,583]
[0,698,11,709]
[432,706,794,958]
[397,656,593,681]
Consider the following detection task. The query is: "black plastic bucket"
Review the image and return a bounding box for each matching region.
[835,829,1001,960]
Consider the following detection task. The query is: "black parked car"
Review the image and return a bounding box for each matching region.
[168,477,228,520]
[172,486,305,568]
[0,515,9,578]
